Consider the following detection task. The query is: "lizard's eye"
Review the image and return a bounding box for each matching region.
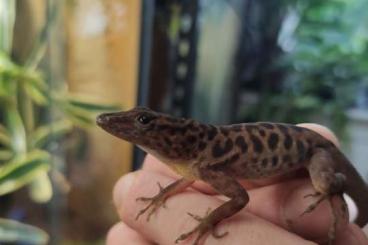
[137,114,152,125]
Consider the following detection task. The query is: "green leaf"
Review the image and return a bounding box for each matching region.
[294,95,321,109]
[29,170,52,203]
[62,103,95,127]
[0,218,49,244]
[5,103,26,154]
[25,0,58,70]
[23,80,48,105]
[21,68,46,89]
[0,123,11,147]
[67,94,121,112]
[0,150,50,196]
[0,0,16,53]
[0,51,18,73]
[0,150,13,161]
[31,120,73,148]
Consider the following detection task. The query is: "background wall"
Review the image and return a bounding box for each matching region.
[64,0,141,241]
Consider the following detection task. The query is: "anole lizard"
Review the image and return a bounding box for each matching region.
[97,107,368,245]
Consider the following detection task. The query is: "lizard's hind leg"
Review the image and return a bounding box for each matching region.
[305,148,347,244]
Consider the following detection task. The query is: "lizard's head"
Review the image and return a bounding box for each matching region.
[96,107,203,161]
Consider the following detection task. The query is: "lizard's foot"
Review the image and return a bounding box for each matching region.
[300,193,328,217]
[301,194,346,245]
[175,209,228,245]
[135,182,168,221]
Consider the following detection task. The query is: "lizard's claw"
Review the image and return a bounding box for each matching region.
[303,192,321,199]
[187,208,211,222]
[175,209,227,245]
[135,182,168,221]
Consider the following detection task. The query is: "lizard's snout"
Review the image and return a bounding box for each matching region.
[96,113,116,128]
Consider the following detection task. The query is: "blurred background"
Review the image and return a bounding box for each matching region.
[0,0,367,244]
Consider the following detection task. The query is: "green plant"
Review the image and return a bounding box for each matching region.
[279,0,368,134]
[0,0,119,244]
[236,0,368,138]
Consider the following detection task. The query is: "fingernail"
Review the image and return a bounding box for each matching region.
[113,172,136,208]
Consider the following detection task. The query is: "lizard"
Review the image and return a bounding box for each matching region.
[96,107,368,245]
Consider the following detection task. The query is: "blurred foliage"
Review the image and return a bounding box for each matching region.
[0,0,119,244]
[237,0,368,137]
[0,218,48,244]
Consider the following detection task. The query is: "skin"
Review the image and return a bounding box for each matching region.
[95,110,368,244]
[107,151,368,244]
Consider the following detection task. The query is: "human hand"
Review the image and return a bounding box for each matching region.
[106,124,368,245]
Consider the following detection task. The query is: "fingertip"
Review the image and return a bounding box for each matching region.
[106,222,151,245]
[113,172,137,211]
[297,123,340,147]
[106,222,126,245]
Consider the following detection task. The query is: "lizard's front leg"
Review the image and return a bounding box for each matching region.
[136,178,194,221]
[176,169,249,245]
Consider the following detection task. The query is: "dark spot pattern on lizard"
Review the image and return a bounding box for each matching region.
[198,141,207,151]
[186,135,197,144]
[251,157,258,163]
[167,127,176,136]
[259,129,266,137]
[164,136,172,146]
[261,158,268,167]
[297,140,306,161]
[212,139,233,158]
[250,134,263,153]
[187,121,199,132]
[284,134,293,150]
[207,125,218,141]
[178,127,187,135]
[268,133,279,151]
[235,136,248,153]
[272,156,279,167]
[220,127,230,136]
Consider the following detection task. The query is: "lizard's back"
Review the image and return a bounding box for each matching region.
[196,122,335,179]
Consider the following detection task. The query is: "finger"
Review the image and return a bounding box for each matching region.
[334,224,368,245]
[114,170,316,245]
[106,221,152,245]
[245,178,348,243]
[296,123,340,147]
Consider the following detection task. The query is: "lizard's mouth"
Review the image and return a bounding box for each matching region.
[96,112,136,141]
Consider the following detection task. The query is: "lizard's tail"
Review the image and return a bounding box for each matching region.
[332,148,368,227]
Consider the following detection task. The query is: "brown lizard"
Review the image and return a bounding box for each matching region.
[97,107,368,245]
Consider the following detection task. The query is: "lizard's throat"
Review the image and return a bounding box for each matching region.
[137,145,171,164]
